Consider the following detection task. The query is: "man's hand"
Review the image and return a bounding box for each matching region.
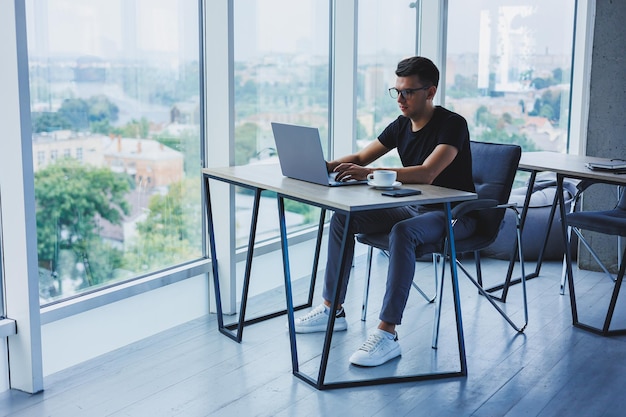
[333,163,371,182]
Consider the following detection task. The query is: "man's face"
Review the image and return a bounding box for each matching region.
[394,75,434,119]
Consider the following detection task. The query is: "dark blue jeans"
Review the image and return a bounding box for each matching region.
[322,205,477,325]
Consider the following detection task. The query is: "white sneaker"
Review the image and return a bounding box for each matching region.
[293,304,348,333]
[349,329,401,367]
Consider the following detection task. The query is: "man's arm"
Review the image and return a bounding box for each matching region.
[331,141,458,184]
[398,143,458,184]
[327,140,390,181]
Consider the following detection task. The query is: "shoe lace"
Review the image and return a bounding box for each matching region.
[299,305,326,322]
[359,333,385,352]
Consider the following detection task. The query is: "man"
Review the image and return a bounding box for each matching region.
[293,56,477,367]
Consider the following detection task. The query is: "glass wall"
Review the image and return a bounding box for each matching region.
[232,0,330,247]
[0,205,3,316]
[26,0,203,304]
[356,0,418,167]
[445,1,576,154]
[20,0,578,305]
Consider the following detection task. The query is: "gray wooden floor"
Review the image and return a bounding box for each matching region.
[2,252,626,417]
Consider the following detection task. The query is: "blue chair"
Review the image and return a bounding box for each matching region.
[563,187,626,335]
[357,141,528,346]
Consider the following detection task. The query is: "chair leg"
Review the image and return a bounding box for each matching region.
[571,227,616,282]
[475,250,483,287]
[560,225,573,295]
[361,246,374,321]
[568,240,626,336]
[432,252,446,349]
[432,208,529,344]
[602,247,626,334]
[361,247,438,322]
[560,188,586,294]
[411,255,438,303]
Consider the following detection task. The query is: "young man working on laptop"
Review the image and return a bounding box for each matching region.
[293,56,477,367]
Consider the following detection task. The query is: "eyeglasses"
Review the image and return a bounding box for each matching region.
[388,86,431,99]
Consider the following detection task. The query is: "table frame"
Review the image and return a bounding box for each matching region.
[485,152,626,308]
[203,164,476,389]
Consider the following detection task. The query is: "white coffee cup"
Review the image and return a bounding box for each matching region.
[367,170,397,187]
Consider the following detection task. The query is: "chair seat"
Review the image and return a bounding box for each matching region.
[356,232,496,257]
[356,233,389,250]
[356,141,528,338]
[567,209,626,236]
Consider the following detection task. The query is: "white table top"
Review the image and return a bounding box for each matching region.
[519,151,626,184]
[203,164,477,212]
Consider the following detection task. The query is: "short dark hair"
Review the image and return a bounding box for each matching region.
[395,56,439,87]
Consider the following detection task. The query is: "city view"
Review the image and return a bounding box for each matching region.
[26,0,575,303]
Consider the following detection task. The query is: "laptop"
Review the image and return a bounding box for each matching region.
[586,159,626,172]
[271,122,367,186]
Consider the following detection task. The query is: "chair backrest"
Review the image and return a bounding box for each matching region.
[470,141,522,240]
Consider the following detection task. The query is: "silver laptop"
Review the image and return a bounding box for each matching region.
[271,122,367,187]
[586,159,626,171]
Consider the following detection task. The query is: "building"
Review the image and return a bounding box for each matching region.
[103,136,184,189]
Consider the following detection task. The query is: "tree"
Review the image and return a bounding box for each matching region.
[476,129,538,152]
[528,89,562,122]
[124,178,203,272]
[235,123,259,165]
[55,95,120,132]
[88,95,119,124]
[35,158,131,293]
[57,98,90,130]
[32,112,72,133]
[113,117,150,138]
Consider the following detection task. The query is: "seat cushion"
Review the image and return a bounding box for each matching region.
[567,208,626,236]
[482,175,578,260]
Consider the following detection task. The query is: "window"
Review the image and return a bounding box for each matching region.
[445,1,576,154]
[26,0,203,303]
[233,0,330,247]
[356,0,418,167]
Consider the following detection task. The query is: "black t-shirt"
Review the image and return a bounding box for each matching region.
[378,106,475,193]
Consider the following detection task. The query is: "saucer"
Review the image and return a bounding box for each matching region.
[367,180,402,190]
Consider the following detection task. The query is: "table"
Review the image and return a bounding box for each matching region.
[490,152,626,300]
[203,163,477,389]
[487,151,626,302]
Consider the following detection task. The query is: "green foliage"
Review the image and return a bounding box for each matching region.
[476,128,538,152]
[235,123,259,165]
[283,199,320,224]
[528,89,562,122]
[35,158,131,288]
[473,106,538,152]
[112,62,199,107]
[36,95,120,133]
[57,98,90,129]
[112,117,150,138]
[475,105,498,127]
[32,112,72,133]
[87,95,119,124]
[447,74,481,99]
[124,178,203,272]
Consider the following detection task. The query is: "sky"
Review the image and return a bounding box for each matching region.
[25,0,576,60]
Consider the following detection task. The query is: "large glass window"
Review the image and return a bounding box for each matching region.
[233,0,330,247]
[446,1,576,154]
[26,0,203,304]
[356,0,418,167]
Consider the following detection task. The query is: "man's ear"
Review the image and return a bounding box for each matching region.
[427,86,437,101]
